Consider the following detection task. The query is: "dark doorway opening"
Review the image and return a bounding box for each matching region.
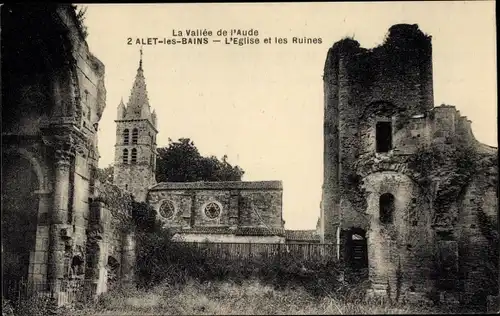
[376,121,392,153]
[345,228,369,280]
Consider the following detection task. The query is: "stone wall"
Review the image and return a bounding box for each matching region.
[1,5,134,304]
[321,23,498,304]
[147,181,284,236]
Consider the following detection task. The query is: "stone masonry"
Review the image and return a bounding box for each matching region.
[147,181,285,243]
[1,4,135,304]
[112,54,287,243]
[320,24,498,305]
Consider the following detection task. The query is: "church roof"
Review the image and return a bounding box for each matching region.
[150,181,283,191]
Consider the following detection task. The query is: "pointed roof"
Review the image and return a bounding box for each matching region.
[124,46,152,121]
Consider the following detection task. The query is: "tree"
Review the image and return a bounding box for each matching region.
[96,164,114,183]
[155,138,244,182]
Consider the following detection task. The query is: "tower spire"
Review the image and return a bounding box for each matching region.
[139,46,143,70]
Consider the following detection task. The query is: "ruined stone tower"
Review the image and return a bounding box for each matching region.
[321,24,498,304]
[113,49,158,202]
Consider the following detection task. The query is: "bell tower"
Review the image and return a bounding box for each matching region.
[113,48,158,202]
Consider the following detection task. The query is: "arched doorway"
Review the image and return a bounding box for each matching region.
[1,153,40,284]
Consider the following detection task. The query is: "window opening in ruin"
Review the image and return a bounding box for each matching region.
[122,149,129,164]
[106,256,120,289]
[132,128,138,144]
[131,148,137,164]
[71,255,85,279]
[123,129,129,145]
[346,228,368,273]
[379,193,395,224]
[125,184,128,191]
[376,122,392,153]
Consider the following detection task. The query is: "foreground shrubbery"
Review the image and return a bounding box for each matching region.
[132,202,359,298]
[67,279,463,315]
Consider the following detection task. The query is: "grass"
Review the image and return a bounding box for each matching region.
[55,279,462,316]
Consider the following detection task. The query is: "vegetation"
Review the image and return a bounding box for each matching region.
[72,5,88,39]
[68,279,464,316]
[156,138,244,182]
[95,164,113,183]
[96,138,245,184]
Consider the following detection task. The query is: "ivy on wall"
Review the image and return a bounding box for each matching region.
[93,181,134,232]
[407,142,480,229]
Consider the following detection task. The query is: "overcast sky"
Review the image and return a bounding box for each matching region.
[83,2,497,230]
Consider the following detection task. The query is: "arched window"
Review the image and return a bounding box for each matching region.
[131,148,137,164]
[376,121,392,153]
[132,128,138,144]
[122,149,129,164]
[71,255,85,279]
[123,129,129,145]
[379,193,395,224]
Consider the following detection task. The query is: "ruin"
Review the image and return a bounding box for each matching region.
[1,4,135,302]
[320,24,498,305]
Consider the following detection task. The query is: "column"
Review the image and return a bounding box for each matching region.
[48,147,73,293]
[120,229,136,284]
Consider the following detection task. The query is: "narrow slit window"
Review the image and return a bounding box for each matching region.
[132,128,138,144]
[122,149,129,164]
[131,148,137,164]
[380,193,395,224]
[123,129,130,145]
[376,122,392,153]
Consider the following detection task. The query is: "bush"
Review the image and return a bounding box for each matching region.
[10,296,54,316]
[131,201,361,298]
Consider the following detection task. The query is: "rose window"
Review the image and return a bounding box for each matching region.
[204,202,221,219]
[159,200,175,219]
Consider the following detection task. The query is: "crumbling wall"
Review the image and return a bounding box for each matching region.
[322,23,498,305]
[86,181,134,294]
[362,172,434,299]
[321,24,434,244]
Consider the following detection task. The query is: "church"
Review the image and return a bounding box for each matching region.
[111,50,298,244]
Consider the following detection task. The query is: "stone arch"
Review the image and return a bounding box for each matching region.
[2,147,50,192]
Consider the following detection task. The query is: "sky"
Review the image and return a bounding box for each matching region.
[82,2,497,230]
